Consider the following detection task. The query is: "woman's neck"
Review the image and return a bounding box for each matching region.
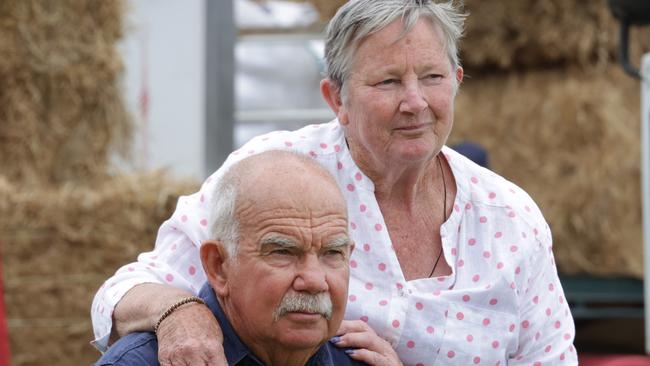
[352,149,441,209]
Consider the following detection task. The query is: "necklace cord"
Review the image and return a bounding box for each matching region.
[429,154,447,277]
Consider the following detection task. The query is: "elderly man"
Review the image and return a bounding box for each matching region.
[95,151,370,366]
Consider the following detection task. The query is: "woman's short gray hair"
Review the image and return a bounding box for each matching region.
[324,0,466,89]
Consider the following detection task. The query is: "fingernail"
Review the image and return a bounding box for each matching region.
[345,349,355,355]
[330,336,341,344]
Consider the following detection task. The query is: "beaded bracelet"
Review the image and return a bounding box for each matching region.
[154,296,206,334]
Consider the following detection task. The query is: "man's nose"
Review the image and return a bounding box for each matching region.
[399,80,428,114]
[293,254,329,294]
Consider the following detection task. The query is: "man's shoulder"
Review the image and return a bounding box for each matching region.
[94,332,159,366]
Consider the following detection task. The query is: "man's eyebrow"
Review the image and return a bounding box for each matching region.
[260,236,299,249]
[324,236,352,249]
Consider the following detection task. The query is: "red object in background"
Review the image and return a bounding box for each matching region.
[0,241,9,366]
[581,354,650,366]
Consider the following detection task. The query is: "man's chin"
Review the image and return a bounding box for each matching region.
[275,328,330,350]
[274,316,330,349]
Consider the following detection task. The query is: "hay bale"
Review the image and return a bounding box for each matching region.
[307,0,650,71]
[8,321,93,366]
[451,64,643,278]
[462,0,612,70]
[0,172,199,366]
[462,0,650,71]
[0,0,132,186]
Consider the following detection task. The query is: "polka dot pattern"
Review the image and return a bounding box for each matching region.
[92,121,577,364]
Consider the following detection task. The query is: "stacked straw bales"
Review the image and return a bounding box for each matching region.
[0,173,197,365]
[456,0,649,277]
[312,0,648,70]
[452,66,643,277]
[1,0,648,365]
[0,0,132,186]
[0,1,198,365]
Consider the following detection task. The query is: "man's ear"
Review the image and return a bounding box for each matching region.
[320,78,349,125]
[200,240,230,297]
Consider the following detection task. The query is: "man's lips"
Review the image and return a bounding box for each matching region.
[283,311,324,322]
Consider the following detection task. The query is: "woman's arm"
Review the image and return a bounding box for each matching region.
[510,222,578,365]
[91,171,228,364]
[113,283,227,366]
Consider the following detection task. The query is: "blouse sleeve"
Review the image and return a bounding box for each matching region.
[509,220,578,365]
[90,173,221,352]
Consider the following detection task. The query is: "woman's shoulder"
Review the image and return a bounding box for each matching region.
[445,146,549,240]
[232,119,345,158]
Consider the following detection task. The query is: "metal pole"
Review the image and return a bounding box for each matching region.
[641,53,650,354]
[205,0,235,177]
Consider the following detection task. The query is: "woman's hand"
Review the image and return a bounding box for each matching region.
[112,283,228,365]
[332,320,402,366]
[156,302,227,366]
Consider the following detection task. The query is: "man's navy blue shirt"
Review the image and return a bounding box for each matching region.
[95,283,365,366]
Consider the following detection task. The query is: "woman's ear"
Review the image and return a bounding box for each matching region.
[200,240,230,297]
[320,78,349,125]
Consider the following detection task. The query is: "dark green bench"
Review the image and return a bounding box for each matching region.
[559,274,644,319]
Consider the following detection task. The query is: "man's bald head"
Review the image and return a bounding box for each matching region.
[208,150,346,257]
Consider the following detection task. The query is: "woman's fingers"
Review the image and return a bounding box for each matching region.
[333,320,401,366]
[346,348,400,366]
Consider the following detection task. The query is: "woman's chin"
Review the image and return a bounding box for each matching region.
[390,143,439,164]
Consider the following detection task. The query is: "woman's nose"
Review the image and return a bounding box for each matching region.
[399,82,428,114]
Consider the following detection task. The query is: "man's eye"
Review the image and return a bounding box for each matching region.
[324,249,344,257]
[271,249,292,256]
[425,74,442,81]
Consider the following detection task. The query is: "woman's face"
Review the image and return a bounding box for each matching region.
[324,18,463,170]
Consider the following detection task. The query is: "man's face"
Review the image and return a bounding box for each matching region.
[331,18,463,169]
[219,170,351,351]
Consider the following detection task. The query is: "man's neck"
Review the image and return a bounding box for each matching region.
[250,346,315,366]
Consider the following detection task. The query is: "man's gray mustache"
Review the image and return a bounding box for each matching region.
[273,291,333,321]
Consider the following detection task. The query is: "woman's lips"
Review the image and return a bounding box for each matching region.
[394,123,432,132]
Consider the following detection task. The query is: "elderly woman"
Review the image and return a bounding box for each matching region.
[92,1,577,365]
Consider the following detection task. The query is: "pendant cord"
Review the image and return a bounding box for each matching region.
[429,154,447,277]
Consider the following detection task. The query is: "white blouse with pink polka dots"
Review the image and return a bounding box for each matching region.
[92,120,577,365]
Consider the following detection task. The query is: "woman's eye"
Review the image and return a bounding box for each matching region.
[377,79,398,86]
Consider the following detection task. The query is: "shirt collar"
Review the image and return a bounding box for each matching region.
[198,283,265,366]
